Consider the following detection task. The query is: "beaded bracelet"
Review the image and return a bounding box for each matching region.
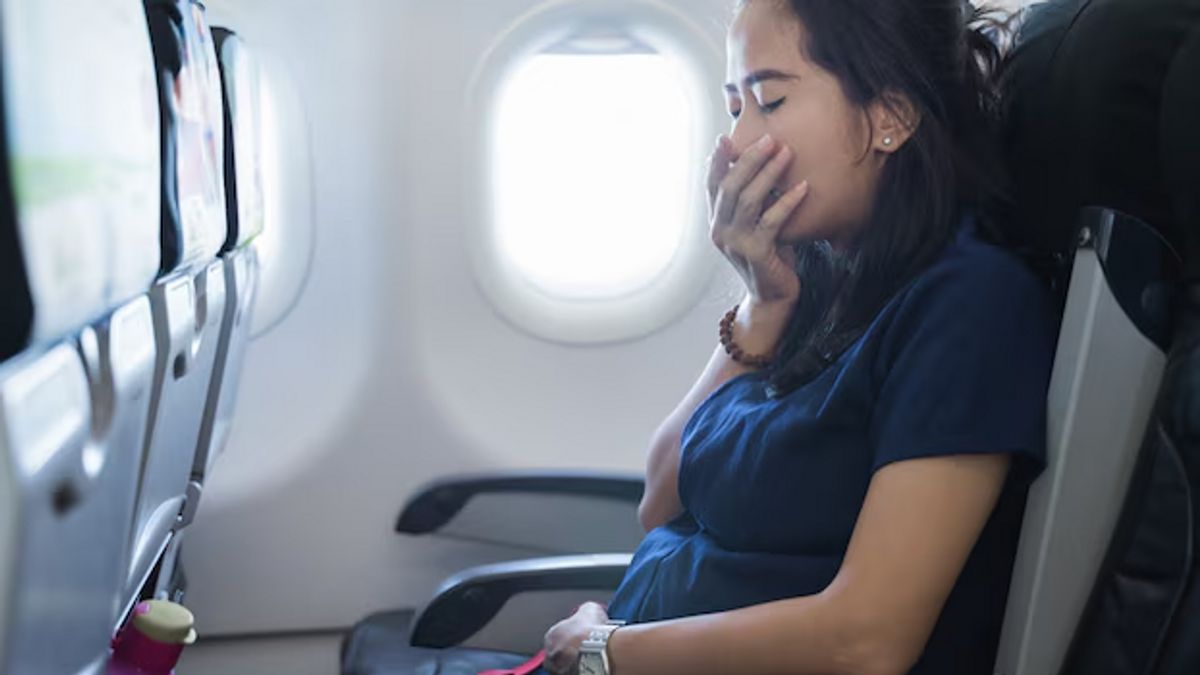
[718,304,774,369]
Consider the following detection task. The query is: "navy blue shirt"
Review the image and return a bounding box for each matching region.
[606,224,1058,673]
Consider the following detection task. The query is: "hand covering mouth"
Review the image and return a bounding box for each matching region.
[764,186,783,212]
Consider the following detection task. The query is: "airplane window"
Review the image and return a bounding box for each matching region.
[472,10,721,345]
[490,45,696,300]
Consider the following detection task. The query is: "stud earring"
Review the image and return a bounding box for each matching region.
[882,136,894,147]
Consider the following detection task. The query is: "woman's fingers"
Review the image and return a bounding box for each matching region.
[714,134,778,225]
[542,621,573,674]
[756,179,810,237]
[704,135,806,305]
[734,144,793,228]
[706,136,732,211]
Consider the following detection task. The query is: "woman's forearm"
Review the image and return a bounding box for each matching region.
[639,297,796,531]
[607,590,901,675]
[612,454,1011,675]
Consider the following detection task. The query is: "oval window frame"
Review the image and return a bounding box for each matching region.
[466,0,725,344]
[249,52,317,339]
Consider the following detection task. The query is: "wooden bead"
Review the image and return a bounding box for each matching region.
[718,303,773,369]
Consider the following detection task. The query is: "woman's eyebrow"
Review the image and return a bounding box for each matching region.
[724,68,799,93]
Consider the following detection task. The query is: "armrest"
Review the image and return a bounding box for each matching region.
[395,471,645,535]
[409,553,633,649]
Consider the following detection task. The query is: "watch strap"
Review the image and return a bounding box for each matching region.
[580,621,626,675]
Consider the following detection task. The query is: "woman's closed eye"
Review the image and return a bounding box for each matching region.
[728,97,787,120]
[760,96,786,113]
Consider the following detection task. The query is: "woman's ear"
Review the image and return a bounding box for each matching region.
[868,88,921,153]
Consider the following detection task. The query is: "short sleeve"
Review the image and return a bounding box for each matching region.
[869,247,1057,484]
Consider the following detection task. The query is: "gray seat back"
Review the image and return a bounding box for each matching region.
[0,0,160,361]
[996,210,1181,675]
[0,0,162,670]
[128,0,229,604]
[190,27,265,491]
[0,344,152,674]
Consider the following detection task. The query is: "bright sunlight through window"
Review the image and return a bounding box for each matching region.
[492,50,695,300]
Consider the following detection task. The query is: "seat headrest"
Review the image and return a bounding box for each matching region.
[1002,0,1200,275]
[144,0,227,274]
[1161,25,1200,266]
[212,27,266,252]
[0,0,162,361]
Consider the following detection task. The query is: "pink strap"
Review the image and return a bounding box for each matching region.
[477,649,546,675]
[476,604,606,675]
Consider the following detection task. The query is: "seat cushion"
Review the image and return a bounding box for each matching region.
[341,610,532,675]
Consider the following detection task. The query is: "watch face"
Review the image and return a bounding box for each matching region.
[579,653,604,675]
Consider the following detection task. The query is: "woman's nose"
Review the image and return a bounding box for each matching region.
[728,122,763,163]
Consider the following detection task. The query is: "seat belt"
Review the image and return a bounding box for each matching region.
[478,649,546,675]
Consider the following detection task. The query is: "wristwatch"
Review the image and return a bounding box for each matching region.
[578,620,626,675]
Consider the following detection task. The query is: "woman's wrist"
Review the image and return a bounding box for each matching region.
[730,294,796,360]
[606,621,634,675]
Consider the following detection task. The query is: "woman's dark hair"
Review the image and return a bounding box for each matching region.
[741,0,1016,396]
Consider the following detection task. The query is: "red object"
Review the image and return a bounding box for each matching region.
[477,649,546,675]
[107,604,185,675]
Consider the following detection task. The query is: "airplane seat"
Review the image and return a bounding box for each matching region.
[341,0,1200,673]
[1055,9,1200,675]
[343,476,643,674]
[149,25,266,601]
[127,0,229,612]
[995,0,1200,673]
[0,0,163,671]
[191,26,264,492]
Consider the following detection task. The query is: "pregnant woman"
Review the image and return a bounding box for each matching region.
[541,1,1056,674]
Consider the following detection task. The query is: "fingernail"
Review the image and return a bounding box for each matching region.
[758,134,773,147]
